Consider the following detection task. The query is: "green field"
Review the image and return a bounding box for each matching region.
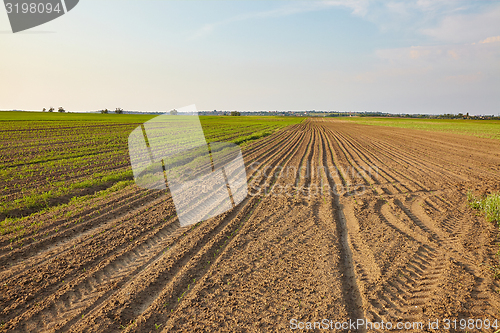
[0,111,303,234]
[340,117,500,140]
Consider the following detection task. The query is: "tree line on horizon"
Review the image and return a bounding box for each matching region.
[36,108,499,120]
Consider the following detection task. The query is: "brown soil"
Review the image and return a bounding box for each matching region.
[1,120,500,332]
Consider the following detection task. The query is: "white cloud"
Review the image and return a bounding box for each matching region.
[189,1,500,43]
[421,6,500,43]
[353,66,431,83]
[415,0,465,12]
[189,1,370,40]
[480,36,500,44]
[443,72,482,84]
[385,1,410,16]
[359,33,499,88]
[376,37,500,65]
[322,0,370,16]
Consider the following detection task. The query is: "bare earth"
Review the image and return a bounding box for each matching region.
[1,119,500,332]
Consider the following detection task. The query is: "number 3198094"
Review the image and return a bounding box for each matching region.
[5,2,62,14]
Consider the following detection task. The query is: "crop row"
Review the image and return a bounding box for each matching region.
[0,113,303,233]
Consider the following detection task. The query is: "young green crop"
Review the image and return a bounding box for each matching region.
[340,117,500,140]
[0,111,302,236]
[468,190,500,280]
[467,190,500,224]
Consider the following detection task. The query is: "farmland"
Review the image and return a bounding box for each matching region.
[0,112,301,234]
[1,114,500,332]
[341,117,500,140]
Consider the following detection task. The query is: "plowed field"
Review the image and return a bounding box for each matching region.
[2,118,500,332]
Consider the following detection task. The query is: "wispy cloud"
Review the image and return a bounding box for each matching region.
[358,33,500,88]
[347,0,476,33]
[421,6,500,43]
[189,0,500,42]
[480,36,500,44]
[353,66,431,83]
[189,1,369,40]
[444,72,482,84]
[376,38,500,64]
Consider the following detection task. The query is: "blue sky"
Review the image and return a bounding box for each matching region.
[1,0,499,114]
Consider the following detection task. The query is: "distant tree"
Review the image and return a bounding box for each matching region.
[101,109,109,114]
[115,108,124,114]
[48,107,54,112]
[230,111,241,116]
[42,108,46,112]
[170,109,178,115]
[58,107,65,113]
